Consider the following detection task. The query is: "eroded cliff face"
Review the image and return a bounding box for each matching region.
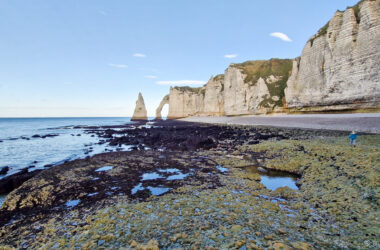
[167,87,205,119]
[203,75,225,116]
[163,59,292,118]
[224,59,292,115]
[285,0,380,111]
[157,0,379,118]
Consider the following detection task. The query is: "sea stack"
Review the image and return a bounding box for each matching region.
[131,92,148,121]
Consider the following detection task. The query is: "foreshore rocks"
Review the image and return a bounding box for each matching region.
[0,168,42,195]
[0,121,378,249]
[0,167,9,176]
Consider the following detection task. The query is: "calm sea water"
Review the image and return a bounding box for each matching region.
[0,117,133,179]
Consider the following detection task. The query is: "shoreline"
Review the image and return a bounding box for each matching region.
[179,113,380,134]
[0,120,379,249]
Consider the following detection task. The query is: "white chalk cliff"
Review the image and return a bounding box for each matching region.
[285,0,380,111]
[155,0,379,119]
[157,59,292,119]
[131,92,148,121]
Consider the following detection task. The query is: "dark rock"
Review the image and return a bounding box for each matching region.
[0,169,42,194]
[41,134,59,138]
[32,134,41,138]
[0,166,10,175]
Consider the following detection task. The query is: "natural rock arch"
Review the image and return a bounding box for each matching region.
[155,94,170,120]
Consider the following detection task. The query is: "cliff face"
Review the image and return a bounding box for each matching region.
[163,59,292,118]
[157,0,379,118]
[203,75,225,116]
[285,0,380,111]
[167,87,205,119]
[224,59,292,115]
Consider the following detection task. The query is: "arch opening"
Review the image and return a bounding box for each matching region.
[155,94,170,120]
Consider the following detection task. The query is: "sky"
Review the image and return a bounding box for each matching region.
[0,0,359,117]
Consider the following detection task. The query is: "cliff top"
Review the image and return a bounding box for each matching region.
[213,74,225,81]
[231,58,293,84]
[172,86,206,95]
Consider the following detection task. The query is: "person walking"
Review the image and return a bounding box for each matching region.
[349,131,357,147]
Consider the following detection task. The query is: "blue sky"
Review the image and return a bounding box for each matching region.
[0,0,358,117]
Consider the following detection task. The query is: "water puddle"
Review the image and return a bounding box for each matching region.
[65,199,80,208]
[142,172,163,180]
[158,168,190,180]
[131,183,171,196]
[131,183,144,194]
[148,187,171,195]
[247,166,299,190]
[95,166,113,172]
[261,176,298,190]
[216,165,229,173]
[167,173,189,180]
[131,168,191,196]
[87,192,98,197]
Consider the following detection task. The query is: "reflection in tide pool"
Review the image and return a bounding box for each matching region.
[131,183,171,196]
[142,172,163,180]
[95,166,113,172]
[65,199,80,208]
[261,176,299,190]
[216,165,229,173]
[167,173,189,180]
[246,166,299,191]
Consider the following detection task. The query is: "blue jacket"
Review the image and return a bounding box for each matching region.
[349,133,357,140]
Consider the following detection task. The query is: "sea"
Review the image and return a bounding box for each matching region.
[0,117,135,179]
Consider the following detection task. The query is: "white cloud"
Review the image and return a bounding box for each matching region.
[224,54,238,58]
[99,10,107,16]
[145,75,158,79]
[108,63,128,68]
[156,80,206,85]
[270,32,292,42]
[133,53,146,58]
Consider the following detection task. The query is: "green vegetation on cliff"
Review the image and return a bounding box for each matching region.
[232,58,293,108]
[173,86,206,96]
[213,74,224,81]
[232,59,293,85]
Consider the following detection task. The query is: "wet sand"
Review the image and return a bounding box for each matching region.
[180,113,380,134]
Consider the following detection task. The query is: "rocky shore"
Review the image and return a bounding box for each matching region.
[0,121,379,249]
